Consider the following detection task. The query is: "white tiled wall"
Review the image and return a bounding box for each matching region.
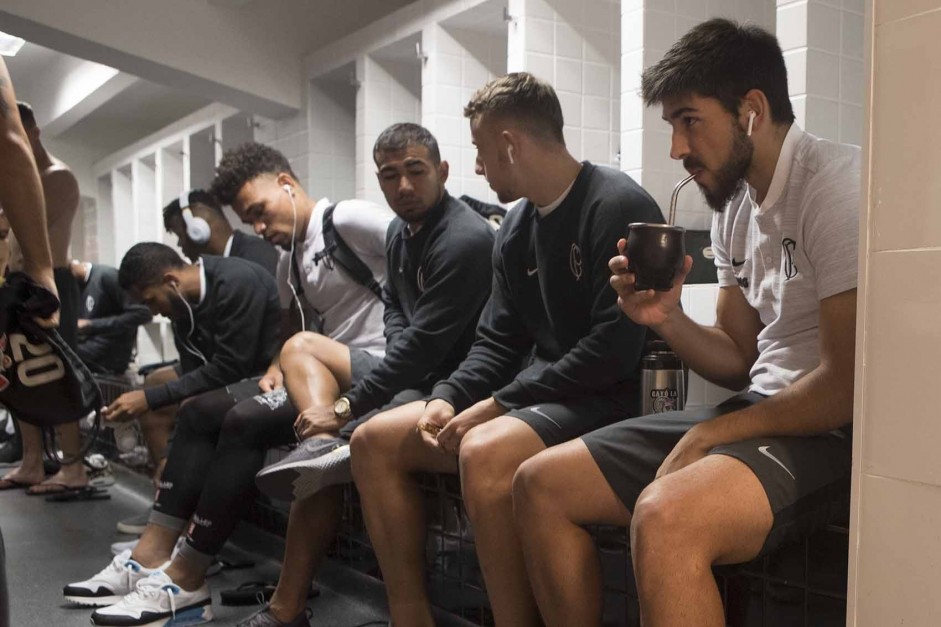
[777,0,866,145]
[308,77,356,203]
[850,2,941,624]
[508,0,621,168]
[622,0,777,231]
[680,284,741,409]
[253,110,311,191]
[355,53,423,205]
[422,22,506,202]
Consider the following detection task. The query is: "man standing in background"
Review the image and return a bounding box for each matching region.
[0,101,84,495]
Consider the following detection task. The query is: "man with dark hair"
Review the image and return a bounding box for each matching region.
[0,100,84,495]
[70,259,152,375]
[163,189,277,275]
[351,73,662,627]
[237,122,496,627]
[514,19,859,627]
[104,242,280,420]
[70,143,394,627]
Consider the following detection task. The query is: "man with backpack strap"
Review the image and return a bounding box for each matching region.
[64,142,394,627]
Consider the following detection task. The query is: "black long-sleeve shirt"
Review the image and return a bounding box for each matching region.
[77,264,152,374]
[229,230,278,277]
[432,163,663,413]
[144,255,280,409]
[344,192,495,417]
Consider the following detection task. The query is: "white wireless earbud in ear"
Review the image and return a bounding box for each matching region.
[747,110,756,137]
[507,146,515,165]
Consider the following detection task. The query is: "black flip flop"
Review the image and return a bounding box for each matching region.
[219,580,321,606]
[43,485,111,502]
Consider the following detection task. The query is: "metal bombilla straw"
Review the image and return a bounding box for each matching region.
[668,173,697,226]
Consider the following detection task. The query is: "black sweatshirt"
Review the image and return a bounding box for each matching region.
[144,255,281,409]
[344,192,495,417]
[431,163,663,413]
[229,230,278,277]
[77,264,152,374]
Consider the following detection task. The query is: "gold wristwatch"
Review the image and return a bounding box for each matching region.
[334,397,352,422]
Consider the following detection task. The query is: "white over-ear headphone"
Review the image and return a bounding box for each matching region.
[178,191,211,244]
[747,110,756,137]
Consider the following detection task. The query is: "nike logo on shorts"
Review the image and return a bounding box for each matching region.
[527,267,538,276]
[732,258,746,267]
[529,406,562,429]
[758,445,794,480]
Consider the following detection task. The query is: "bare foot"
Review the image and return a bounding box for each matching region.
[1,464,45,487]
[27,465,88,494]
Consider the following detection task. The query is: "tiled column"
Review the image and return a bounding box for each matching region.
[355,54,422,205]
[253,111,311,191]
[421,22,506,202]
[777,0,865,145]
[308,78,356,202]
[507,0,621,168]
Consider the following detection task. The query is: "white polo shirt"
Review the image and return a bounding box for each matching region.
[711,124,860,396]
[277,197,395,356]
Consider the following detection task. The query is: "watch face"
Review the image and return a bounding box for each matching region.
[335,397,351,417]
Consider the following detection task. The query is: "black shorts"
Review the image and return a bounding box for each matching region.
[582,392,852,555]
[507,390,638,448]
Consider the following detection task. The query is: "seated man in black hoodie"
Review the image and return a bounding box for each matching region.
[238,123,496,627]
[102,243,280,422]
[351,72,663,627]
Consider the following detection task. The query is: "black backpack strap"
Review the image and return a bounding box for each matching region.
[321,204,383,299]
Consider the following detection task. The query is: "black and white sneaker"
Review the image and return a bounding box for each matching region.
[91,570,212,626]
[254,436,351,502]
[63,550,164,607]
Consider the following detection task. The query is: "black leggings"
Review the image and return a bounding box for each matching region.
[153,378,297,557]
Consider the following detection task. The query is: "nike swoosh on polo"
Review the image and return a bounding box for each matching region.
[758,445,795,480]
[527,267,538,276]
[731,258,746,267]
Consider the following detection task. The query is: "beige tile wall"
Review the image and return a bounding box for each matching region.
[849,1,941,624]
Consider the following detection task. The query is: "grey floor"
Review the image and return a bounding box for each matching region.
[0,466,477,627]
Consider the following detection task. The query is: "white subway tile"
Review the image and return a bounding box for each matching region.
[555,57,583,93]
[783,49,808,96]
[644,9,677,51]
[803,95,840,142]
[620,129,643,171]
[789,93,807,128]
[583,62,612,97]
[558,90,583,127]
[524,52,556,82]
[525,17,555,55]
[582,129,613,164]
[839,103,863,146]
[841,10,865,60]
[622,8,644,54]
[676,0,707,18]
[807,1,842,54]
[555,22,583,60]
[621,48,644,93]
[775,1,808,51]
[840,57,864,106]
[806,49,841,100]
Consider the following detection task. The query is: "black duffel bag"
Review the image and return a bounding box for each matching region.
[0,272,102,464]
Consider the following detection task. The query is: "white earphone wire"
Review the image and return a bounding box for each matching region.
[284,186,306,331]
[172,283,208,365]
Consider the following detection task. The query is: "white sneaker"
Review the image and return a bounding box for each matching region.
[62,550,165,607]
[91,570,213,626]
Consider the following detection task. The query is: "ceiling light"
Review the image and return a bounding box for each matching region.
[0,31,26,57]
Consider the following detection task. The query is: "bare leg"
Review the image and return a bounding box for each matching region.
[457,417,546,627]
[631,455,772,627]
[29,421,89,492]
[279,331,352,437]
[351,402,458,627]
[514,440,632,627]
[138,367,180,481]
[129,524,182,569]
[1,420,43,485]
[267,486,344,622]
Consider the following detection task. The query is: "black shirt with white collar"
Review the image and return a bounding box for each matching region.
[432,162,663,412]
